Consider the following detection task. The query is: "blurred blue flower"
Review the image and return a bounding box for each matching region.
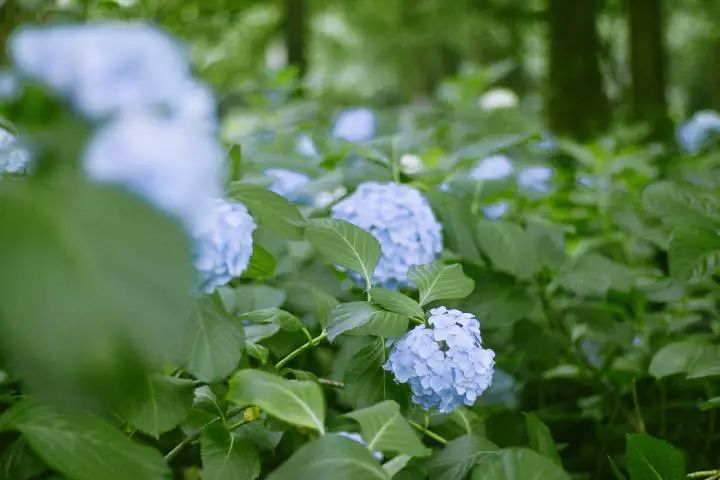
[332,182,442,287]
[0,69,20,101]
[677,110,720,154]
[192,198,256,293]
[84,114,224,228]
[0,129,31,175]
[518,166,553,193]
[265,168,312,203]
[332,108,375,143]
[482,201,508,220]
[296,134,319,158]
[10,23,214,126]
[470,155,513,181]
[336,432,383,461]
[384,307,495,413]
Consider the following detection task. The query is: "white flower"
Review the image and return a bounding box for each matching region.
[478,88,518,111]
[84,114,224,228]
[332,182,442,288]
[192,198,256,293]
[399,154,424,174]
[0,128,31,175]
[332,108,375,143]
[470,155,513,181]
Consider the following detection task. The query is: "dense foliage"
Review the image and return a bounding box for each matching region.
[1,3,720,480]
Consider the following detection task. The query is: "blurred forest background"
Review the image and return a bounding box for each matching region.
[1,0,717,142]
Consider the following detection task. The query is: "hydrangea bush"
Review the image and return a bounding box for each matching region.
[1,19,719,480]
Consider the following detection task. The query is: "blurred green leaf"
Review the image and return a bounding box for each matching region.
[471,447,570,480]
[201,424,260,480]
[525,413,561,465]
[476,221,538,280]
[227,370,325,433]
[408,262,475,306]
[625,434,684,480]
[229,182,306,238]
[668,227,720,280]
[242,243,277,280]
[426,434,498,480]
[643,182,720,228]
[649,341,707,379]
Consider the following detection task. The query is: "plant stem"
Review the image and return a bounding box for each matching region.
[631,378,646,434]
[276,331,328,370]
[318,378,344,388]
[688,470,720,479]
[408,420,448,445]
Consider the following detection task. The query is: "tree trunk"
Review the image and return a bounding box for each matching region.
[283,0,308,83]
[547,0,610,139]
[628,0,670,139]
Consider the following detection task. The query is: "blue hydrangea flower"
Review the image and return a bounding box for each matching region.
[84,114,224,228]
[192,198,256,293]
[0,129,31,175]
[482,201,508,220]
[265,168,312,203]
[470,155,513,181]
[384,307,495,413]
[332,108,376,143]
[331,182,442,288]
[296,134,319,158]
[10,23,213,125]
[336,432,383,461]
[677,110,720,154]
[518,166,553,193]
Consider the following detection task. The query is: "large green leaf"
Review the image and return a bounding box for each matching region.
[346,401,431,457]
[183,296,245,383]
[238,308,304,332]
[119,374,194,438]
[426,434,498,480]
[408,262,475,306]
[344,339,402,409]
[312,289,340,330]
[427,190,485,265]
[306,218,381,289]
[668,227,720,280]
[0,402,169,480]
[625,434,684,480]
[228,182,305,238]
[231,285,286,315]
[557,253,635,298]
[369,288,424,319]
[267,434,388,480]
[475,220,538,280]
[327,302,408,341]
[0,438,46,480]
[642,182,720,228]
[227,370,326,433]
[0,177,195,403]
[201,424,260,480]
[471,448,570,480]
[525,413,561,465]
[648,341,707,379]
[241,243,277,280]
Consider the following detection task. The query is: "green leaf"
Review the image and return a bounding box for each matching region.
[344,339,401,409]
[475,220,538,280]
[0,177,195,403]
[346,401,431,457]
[408,262,475,306]
[0,438,46,480]
[242,243,277,279]
[238,308,304,332]
[227,370,326,433]
[119,374,194,438]
[686,345,720,379]
[642,182,720,228]
[557,253,635,297]
[369,288,424,319]
[466,274,537,328]
[327,302,408,341]
[267,434,388,480]
[448,134,533,170]
[668,227,720,280]
[626,434,685,480]
[648,341,707,379]
[306,218,381,289]
[232,285,287,315]
[201,424,260,480]
[0,402,169,480]
[184,296,245,383]
[426,434,498,480]
[525,413,561,465]
[427,190,485,265]
[471,448,570,480]
[382,455,411,477]
[312,289,340,330]
[228,182,306,238]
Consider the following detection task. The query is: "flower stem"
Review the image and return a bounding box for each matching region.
[688,471,720,479]
[276,331,328,370]
[408,419,448,445]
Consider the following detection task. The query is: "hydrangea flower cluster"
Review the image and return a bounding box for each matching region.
[331,182,442,287]
[518,165,553,193]
[0,129,31,176]
[677,110,720,154]
[265,168,311,203]
[192,198,256,294]
[10,23,255,292]
[482,201,508,220]
[384,307,495,413]
[332,108,376,143]
[470,154,514,181]
[336,432,383,461]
